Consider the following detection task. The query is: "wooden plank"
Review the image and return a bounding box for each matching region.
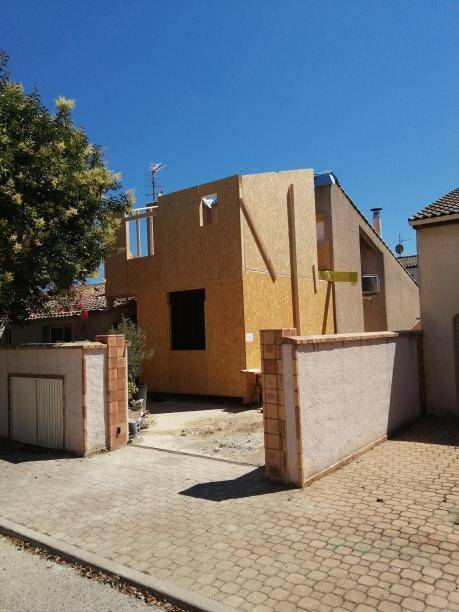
[135,219,141,257]
[125,208,157,222]
[287,184,301,333]
[147,216,155,256]
[239,198,277,282]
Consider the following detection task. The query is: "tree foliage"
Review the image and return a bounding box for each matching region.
[0,51,133,325]
[109,316,154,382]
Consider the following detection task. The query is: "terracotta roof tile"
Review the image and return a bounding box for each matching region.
[398,255,417,268]
[410,187,459,221]
[28,282,135,321]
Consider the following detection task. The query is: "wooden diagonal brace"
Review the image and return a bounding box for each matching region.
[239,198,277,282]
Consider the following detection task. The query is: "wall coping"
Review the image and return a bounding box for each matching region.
[0,342,106,351]
[281,330,421,346]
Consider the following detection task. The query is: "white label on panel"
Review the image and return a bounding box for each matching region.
[245,332,254,343]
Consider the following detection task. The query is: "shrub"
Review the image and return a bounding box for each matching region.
[108,316,153,383]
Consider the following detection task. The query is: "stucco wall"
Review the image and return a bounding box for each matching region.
[85,349,106,452]
[294,333,420,481]
[0,346,85,453]
[416,222,459,416]
[0,343,116,455]
[315,184,420,333]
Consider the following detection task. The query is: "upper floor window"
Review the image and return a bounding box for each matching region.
[199,194,217,227]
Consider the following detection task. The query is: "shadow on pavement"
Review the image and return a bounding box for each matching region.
[148,393,252,415]
[390,416,459,446]
[179,466,294,501]
[0,440,72,464]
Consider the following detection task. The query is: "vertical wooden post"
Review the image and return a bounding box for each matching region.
[287,185,301,333]
[135,219,141,257]
[125,220,131,259]
[147,216,155,255]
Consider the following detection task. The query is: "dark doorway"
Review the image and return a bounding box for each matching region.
[169,289,206,350]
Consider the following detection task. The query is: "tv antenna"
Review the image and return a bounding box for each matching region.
[395,233,413,255]
[148,162,166,203]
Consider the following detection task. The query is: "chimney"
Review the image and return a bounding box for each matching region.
[371,207,382,236]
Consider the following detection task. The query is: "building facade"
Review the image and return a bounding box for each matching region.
[106,168,420,399]
[3,282,136,345]
[409,187,459,417]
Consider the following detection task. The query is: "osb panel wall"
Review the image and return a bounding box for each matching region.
[243,274,334,370]
[138,280,246,397]
[239,170,317,278]
[240,169,331,372]
[106,174,243,299]
[106,175,247,398]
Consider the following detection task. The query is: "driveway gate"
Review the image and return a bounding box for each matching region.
[10,376,64,449]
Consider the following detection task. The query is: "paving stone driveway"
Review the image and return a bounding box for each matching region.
[0,417,458,611]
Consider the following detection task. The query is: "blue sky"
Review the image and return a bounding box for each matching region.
[2,0,458,257]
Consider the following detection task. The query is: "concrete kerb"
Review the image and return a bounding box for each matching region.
[0,516,234,612]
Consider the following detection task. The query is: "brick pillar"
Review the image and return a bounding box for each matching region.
[260,328,296,483]
[96,334,128,450]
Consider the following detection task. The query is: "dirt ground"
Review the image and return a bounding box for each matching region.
[135,398,264,465]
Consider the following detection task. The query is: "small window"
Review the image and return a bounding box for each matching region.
[43,326,72,342]
[199,194,217,227]
[169,289,206,350]
[316,219,325,242]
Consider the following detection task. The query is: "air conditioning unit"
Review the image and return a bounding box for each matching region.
[362,274,380,295]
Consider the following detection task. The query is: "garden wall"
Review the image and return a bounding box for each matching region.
[0,336,127,455]
[261,329,422,486]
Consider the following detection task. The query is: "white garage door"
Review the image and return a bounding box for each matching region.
[10,377,64,449]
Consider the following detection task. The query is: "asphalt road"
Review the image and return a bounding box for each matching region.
[0,535,155,612]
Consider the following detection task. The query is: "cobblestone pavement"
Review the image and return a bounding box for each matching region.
[0,417,457,611]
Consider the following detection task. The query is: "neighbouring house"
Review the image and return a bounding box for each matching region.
[105,168,420,399]
[398,254,418,281]
[314,172,419,333]
[2,281,136,345]
[409,186,459,417]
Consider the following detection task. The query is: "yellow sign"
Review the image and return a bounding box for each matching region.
[318,270,359,285]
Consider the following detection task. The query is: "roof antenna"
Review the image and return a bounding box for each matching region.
[395,233,413,255]
[148,162,166,203]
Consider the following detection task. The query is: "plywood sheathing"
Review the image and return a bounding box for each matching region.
[106,169,334,398]
[240,170,334,373]
[106,175,247,397]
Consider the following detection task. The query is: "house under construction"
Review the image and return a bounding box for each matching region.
[105,168,420,398]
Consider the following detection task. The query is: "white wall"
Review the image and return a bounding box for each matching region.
[85,349,106,452]
[416,223,459,416]
[293,333,420,482]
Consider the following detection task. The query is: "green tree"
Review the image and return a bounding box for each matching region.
[0,51,133,326]
[109,317,154,382]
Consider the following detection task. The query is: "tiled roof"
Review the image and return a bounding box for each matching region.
[28,282,135,321]
[398,255,417,269]
[410,187,459,221]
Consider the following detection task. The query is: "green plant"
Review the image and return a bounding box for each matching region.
[127,380,138,407]
[109,317,153,382]
[0,50,133,326]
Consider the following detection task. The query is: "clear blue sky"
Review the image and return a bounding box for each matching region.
[2,0,458,256]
